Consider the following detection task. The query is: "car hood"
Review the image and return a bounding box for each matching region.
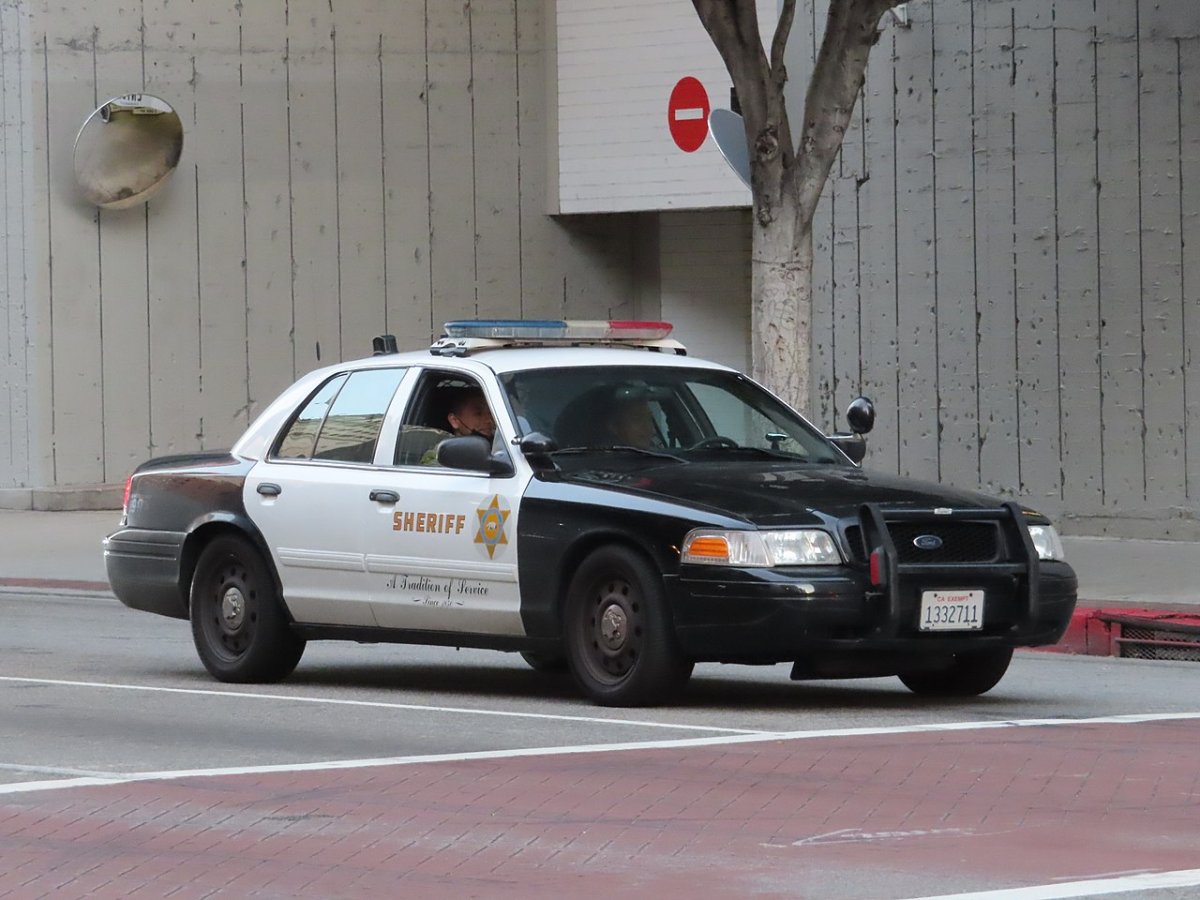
[557,461,1000,526]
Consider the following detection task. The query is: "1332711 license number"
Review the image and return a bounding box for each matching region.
[918,589,984,632]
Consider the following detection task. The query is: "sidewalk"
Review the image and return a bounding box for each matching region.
[1,510,1196,656]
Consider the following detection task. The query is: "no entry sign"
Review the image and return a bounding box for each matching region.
[668,77,710,153]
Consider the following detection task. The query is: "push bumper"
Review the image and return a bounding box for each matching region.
[667,502,1078,666]
[103,527,189,619]
[668,564,1077,662]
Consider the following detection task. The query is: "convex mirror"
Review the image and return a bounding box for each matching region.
[73,93,183,209]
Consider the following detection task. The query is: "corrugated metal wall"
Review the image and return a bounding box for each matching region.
[797,0,1200,538]
[0,0,649,501]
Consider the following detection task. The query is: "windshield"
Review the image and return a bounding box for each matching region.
[500,366,846,465]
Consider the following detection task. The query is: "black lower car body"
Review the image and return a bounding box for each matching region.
[668,561,1077,678]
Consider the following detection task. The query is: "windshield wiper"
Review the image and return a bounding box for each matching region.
[551,445,686,463]
[686,445,835,463]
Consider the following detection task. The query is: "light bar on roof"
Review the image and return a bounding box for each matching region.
[443,319,567,339]
[441,319,673,342]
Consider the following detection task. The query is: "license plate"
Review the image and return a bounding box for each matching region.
[918,589,984,632]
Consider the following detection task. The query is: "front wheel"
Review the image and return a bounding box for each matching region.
[898,647,1013,697]
[564,545,693,707]
[520,651,569,673]
[189,535,305,683]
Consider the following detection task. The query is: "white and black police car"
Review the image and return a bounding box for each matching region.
[105,320,1077,707]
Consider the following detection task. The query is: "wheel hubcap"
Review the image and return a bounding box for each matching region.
[221,586,246,631]
[598,603,627,651]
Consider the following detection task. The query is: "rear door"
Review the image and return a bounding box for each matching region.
[246,366,408,626]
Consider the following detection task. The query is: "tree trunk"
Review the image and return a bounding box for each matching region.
[692,0,892,415]
[750,197,811,414]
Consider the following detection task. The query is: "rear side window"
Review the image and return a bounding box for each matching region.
[274,369,405,463]
[275,374,348,459]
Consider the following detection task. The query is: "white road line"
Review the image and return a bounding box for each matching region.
[0,675,760,735]
[3,707,1200,797]
[902,867,1200,899]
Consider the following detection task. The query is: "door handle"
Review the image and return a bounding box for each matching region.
[369,489,399,504]
[256,482,282,497]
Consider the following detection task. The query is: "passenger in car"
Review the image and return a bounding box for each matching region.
[604,396,660,448]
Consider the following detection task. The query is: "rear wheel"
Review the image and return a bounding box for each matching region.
[564,545,692,707]
[898,647,1013,697]
[189,535,305,683]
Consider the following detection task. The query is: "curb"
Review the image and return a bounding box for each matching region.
[1038,605,1200,658]
[0,577,113,599]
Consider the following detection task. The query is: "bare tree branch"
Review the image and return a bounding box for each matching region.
[769,0,795,82]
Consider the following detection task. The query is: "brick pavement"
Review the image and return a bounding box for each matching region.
[2,719,1198,899]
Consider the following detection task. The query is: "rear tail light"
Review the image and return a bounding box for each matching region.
[122,475,133,515]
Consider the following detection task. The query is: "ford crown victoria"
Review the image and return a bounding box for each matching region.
[105,320,1078,706]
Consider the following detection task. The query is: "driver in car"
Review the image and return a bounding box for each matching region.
[421,387,496,465]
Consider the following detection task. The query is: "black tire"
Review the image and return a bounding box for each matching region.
[520,651,569,673]
[898,647,1014,697]
[564,545,693,707]
[189,535,305,683]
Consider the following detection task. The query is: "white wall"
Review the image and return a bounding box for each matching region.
[659,210,750,372]
[553,0,768,213]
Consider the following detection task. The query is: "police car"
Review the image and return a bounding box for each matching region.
[104,320,1078,707]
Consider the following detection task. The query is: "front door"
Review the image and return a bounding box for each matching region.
[363,368,531,635]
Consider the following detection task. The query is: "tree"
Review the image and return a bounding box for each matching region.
[691,0,898,413]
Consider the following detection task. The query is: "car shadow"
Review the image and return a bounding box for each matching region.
[172,657,1044,715]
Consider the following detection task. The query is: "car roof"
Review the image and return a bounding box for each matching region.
[231,343,737,459]
[344,344,735,375]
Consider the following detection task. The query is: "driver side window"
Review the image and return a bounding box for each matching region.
[391,371,502,468]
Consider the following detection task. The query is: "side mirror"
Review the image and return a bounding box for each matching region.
[518,432,558,471]
[436,435,515,477]
[846,396,875,435]
[827,397,875,464]
[828,434,867,464]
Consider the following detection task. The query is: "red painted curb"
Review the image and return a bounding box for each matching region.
[1037,607,1200,656]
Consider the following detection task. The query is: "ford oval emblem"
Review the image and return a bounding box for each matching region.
[913,534,943,551]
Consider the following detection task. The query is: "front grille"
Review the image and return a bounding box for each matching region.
[844,521,1002,564]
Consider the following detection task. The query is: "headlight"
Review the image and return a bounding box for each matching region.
[1027,524,1065,561]
[681,528,842,567]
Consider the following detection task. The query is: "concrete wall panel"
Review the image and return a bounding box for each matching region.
[93,7,151,484]
[931,0,980,491]
[142,0,201,461]
[1095,0,1145,510]
[1012,3,1061,508]
[240,1,296,414]
[0,2,34,490]
[43,15,104,487]
[0,0,650,504]
[1183,37,1200,505]
[1139,0,1188,509]
[802,0,1200,535]
[1055,1,1104,514]
[858,29,900,473]
[893,2,938,484]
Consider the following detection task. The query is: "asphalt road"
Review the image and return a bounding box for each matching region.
[3,589,1200,899]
